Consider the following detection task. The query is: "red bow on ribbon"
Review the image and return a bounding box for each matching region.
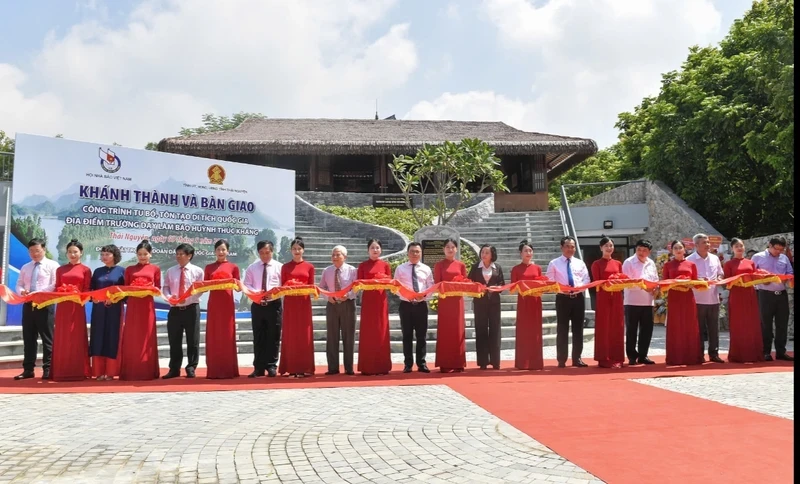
[285,279,304,287]
[56,284,79,293]
[451,275,469,283]
[607,273,629,280]
[131,277,152,287]
[211,271,233,280]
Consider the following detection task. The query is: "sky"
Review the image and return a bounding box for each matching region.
[0,0,755,150]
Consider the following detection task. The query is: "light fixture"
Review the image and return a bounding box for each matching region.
[603,220,613,229]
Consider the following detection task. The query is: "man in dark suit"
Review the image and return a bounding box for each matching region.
[469,244,505,369]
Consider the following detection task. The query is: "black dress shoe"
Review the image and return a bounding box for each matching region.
[479,365,487,370]
[14,371,34,380]
[491,365,500,370]
[638,357,656,365]
[557,362,566,368]
[763,354,774,362]
[162,371,180,379]
[709,356,725,364]
[418,364,430,373]
[248,370,265,378]
[345,370,355,376]
[324,370,340,376]
[185,368,196,378]
[628,359,638,366]
[572,359,588,368]
[776,354,794,361]
[403,365,412,373]
[267,368,277,377]
[41,370,51,380]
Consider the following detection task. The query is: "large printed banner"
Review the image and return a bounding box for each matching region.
[3,134,295,325]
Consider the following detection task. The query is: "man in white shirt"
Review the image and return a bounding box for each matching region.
[14,238,59,380]
[687,233,725,363]
[394,242,435,373]
[161,243,205,379]
[621,239,660,365]
[318,245,358,375]
[546,236,591,368]
[243,240,283,377]
[751,235,794,361]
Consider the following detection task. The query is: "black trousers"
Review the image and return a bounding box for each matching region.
[167,303,200,372]
[758,290,790,356]
[555,294,585,364]
[251,301,282,372]
[21,303,55,372]
[399,301,428,367]
[624,305,654,361]
[474,300,502,367]
[696,304,720,358]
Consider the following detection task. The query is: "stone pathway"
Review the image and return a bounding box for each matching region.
[0,386,602,484]
[634,372,794,420]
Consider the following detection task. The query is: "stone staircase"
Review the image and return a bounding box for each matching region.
[0,208,595,368]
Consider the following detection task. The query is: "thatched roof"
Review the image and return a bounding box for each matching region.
[158,118,597,159]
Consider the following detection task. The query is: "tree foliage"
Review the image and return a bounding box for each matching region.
[389,139,508,228]
[547,146,631,209]
[0,130,14,153]
[616,0,793,238]
[179,112,267,136]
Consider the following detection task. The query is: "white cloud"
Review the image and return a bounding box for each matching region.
[4,0,417,147]
[407,0,724,148]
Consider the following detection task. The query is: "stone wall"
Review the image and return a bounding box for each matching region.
[572,181,647,207]
[294,195,409,258]
[573,180,724,250]
[298,191,492,210]
[441,195,495,226]
[740,232,794,339]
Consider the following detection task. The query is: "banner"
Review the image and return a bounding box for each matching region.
[3,134,295,325]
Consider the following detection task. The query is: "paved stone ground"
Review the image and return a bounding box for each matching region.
[0,386,603,484]
[634,372,794,420]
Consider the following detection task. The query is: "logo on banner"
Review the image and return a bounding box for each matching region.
[99,147,122,173]
[208,164,226,185]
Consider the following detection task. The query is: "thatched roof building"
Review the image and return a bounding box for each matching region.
[158,118,597,210]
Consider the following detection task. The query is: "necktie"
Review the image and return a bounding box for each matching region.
[30,262,41,292]
[566,258,575,287]
[178,267,186,298]
[411,264,420,292]
[261,263,268,291]
[334,267,342,292]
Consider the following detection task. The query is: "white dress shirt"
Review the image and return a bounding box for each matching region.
[546,255,591,291]
[687,251,723,305]
[318,263,357,301]
[16,257,59,294]
[162,262,205,306]
[394,261,434,302]
[621,255,659,306]
[243,259,283,293]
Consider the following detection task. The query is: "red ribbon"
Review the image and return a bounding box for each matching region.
[0,272,792,307]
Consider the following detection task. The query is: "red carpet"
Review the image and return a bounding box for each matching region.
[452,378,793,484]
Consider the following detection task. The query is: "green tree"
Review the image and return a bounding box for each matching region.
[0,130,14,152]
[10,215,53,259]
[277,236,291,263]
[616,0,793,237]
[256,229,278,245]
[144,142,158,151]
[179,112,267,136]
[389,138,508,228]
[547,145,635,209]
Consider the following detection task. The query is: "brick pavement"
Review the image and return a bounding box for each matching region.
[0,386,602,484]
[634,372,794,420]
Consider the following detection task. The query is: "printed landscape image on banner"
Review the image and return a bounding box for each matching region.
[4,133,295,325]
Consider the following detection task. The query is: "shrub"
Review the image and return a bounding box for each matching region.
[317,205,436,238]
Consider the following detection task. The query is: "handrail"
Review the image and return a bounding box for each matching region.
[559,184,592,308]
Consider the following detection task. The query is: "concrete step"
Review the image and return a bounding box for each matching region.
[0,311,596,360]
[0,329,594,367]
